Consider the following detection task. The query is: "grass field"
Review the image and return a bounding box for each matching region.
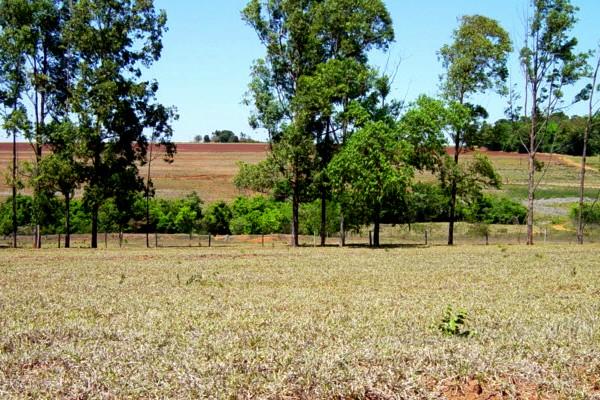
[1,246,599,399]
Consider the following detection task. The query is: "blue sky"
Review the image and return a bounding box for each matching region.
[148,0,600,142]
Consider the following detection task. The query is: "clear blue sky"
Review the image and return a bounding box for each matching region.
[148,0,600,142]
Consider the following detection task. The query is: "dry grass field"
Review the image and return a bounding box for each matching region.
[1,245,599,398]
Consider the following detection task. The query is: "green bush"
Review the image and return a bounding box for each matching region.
[229,196,290,234]
[202,201,232,235]
[570,203,600,225]
[299,200,340,236]
[462,194,526,224]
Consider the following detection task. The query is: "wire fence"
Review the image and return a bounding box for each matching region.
[2,222,599,249]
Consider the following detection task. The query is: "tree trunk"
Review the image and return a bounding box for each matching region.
[339,211,345,247]
[448,138,460,245]
[64,191,71,248]
[526,111,537,246]
[448,181,457,246]
[320,187,327,246]
[91,203,99,248]
[576,127,588,244]
[12,128,17,249]
[577,56,599,244]
[291,185,299,247]
[146,141,154,248]
[373,205,380,248]
[145,188,150,248]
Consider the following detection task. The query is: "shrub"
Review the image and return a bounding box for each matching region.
[202,201,232,235]
[570,203,600,226]
[463,194,527,224]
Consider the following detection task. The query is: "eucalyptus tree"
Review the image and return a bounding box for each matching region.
[0,0,68,247]
[67,0,173,248]
[576,50,599,244]
[0,0,29,247]
[439,15,512,245]
[519,0,589,245]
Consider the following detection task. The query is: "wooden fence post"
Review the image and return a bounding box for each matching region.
[208,233,211,248]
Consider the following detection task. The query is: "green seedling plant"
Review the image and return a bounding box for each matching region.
[438,306,473,337]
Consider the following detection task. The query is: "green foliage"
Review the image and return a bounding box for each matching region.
[472,114,600,156]
[229,196,290,235]
[462,194,527,225]
[570,203,600,225]
[210,130,239,143]
[437,306,473,337]
[329,121,413,212]
[0,194,32,235]
[440,15,512,101]
[202,201,233,235]
[299,200,340,236]
[409,183,451,223]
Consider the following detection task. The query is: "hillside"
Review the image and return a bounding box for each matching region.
[1,142,599,205]
[0,143,269,203]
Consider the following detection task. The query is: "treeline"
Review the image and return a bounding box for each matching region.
[193,130,258,144]
[472,113,600,155]
[0,189,527,237]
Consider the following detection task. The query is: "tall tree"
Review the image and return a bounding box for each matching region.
[576,50,599,244]
[242,0,393,247]
[0,0,65,248]
[0,0,31,248]
[519,0,588,245]
[439,15,511,245]
[67,0,171,248]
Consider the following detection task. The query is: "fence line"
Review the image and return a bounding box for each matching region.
[1,223,598,249]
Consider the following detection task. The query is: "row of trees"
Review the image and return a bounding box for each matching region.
[474,113,600,156]
[0,0,176,248]
[193,130,257,144]
[0,189,528,238]
[237,0,598,247]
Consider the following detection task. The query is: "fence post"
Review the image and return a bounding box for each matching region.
[58,233,61,249]
[105,232,108,248]
[485,231,489,246]
[155,232,158,248]
[425,230,428,246]
[369,231,373,247]
[208,233,211,248]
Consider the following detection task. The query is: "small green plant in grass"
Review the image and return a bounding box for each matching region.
[186,273,203,285]
[437,306,473,337]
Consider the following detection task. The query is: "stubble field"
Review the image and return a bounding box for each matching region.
[1,245,599,399]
